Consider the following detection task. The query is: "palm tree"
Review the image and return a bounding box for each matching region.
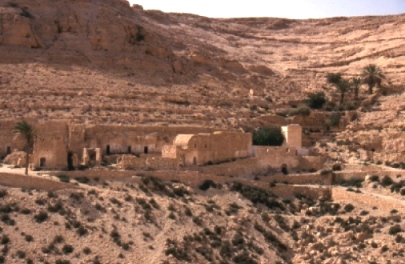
[327,73,350,105]
[12,120,35,175]
[361,64,385,94]
[326,72,342,86]
[350,77,362,101]
[336,79,351,105]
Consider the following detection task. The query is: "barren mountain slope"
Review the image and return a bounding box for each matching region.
[0,0,404,128]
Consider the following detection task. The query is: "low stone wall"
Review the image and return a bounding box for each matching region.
[265,173,332,185]
[140,170,331,200]
[117,155,178,170]
[332,187,405,213]
[0,173,77,191]
[334,170,405,182]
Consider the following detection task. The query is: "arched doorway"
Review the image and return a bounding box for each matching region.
[106,145,110,155]
[127,146,132,154]
[40,157,46,168]
[67,152,74,170]
[144,146,148,154]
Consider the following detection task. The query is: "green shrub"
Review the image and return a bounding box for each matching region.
[34,211,48,223]
[389,225,402,235]
[288,105,311,116]
[344,204,355,212]
[252,127,284,146]
[329,112,341,127]
[369,175,379,182]
[306,92,327,109]
[381,175,393,187]
[199,180,216,191]
[56,174,70,183]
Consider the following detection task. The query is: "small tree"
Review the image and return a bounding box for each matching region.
[361,64,385,94]
[350,77,362,101]
[306,92,327,109]
[252,127,284,146]
[327,73,350,105]
[12,120,35,175]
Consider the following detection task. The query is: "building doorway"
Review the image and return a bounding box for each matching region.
[40,157,46,168]
[281,164,288,175]
[106,145,110,155]
[127,146,132,154]
[144,146,148,154]
[67,152,74,170]
[193,157,197,165]
[6,146,11,155]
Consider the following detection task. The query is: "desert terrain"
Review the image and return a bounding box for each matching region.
[0,0,405,263]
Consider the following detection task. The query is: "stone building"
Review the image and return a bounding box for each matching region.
[162,131,252,166]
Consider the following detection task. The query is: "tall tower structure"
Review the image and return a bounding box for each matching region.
[281,124,302,148]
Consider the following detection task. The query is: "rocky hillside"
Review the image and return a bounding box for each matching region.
[0,0,404,129]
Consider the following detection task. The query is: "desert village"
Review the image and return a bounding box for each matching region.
[1,120,322,175]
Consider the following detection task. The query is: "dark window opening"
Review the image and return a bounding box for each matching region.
[128,146,132,154]
[6,146,11,155]
[281,164,288,175]
[144,146,148,154]
[67,152,74,170]
[40,157,46,168]
[106,145,110,155]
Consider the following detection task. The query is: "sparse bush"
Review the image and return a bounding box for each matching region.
[389,224,402,235]
[83,247,92,254]
[0,190,7,198]
[381,175,393,187]
[34,211,48,223]
[252,127,284,146]
[199,180,216,191]
[25,234,33,242]
[62,244,74,254]
[369,175,379,182]
[344,203,355,212]
[306,92,327,109]
[0,235,10,245]
[56,174,70,183]
[75,177,90,184]
[329,112,341,127]
[16,250,26,259]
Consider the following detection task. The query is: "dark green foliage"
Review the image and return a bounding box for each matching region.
[231,182,284,211]
[165,239,191,262]
[0,190,7,198]
[16,250,26,258]
[56,174,70,183]
[34,211,48,223]
[381,175,394,187]
[254,222,288,252]
[344,203,355,212]
[199,180,217,191]
[390,181,405,193]
[55,260,71,264]
[233,251,258,264]
[389,225,402,235]
[20,7,32,18]
[75,177,90,184]
[0,235,10,245]
[329,112,341,127]
[83,247,91,254]
[369,175,379,182]
[252,127,284,146]
[306,92,327,109]
[62,244,74,254]
[337,178,363,188]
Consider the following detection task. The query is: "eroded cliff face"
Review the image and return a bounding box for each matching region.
[0,0,175,73]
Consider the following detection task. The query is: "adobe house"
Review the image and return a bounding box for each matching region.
[162,131,252,166]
